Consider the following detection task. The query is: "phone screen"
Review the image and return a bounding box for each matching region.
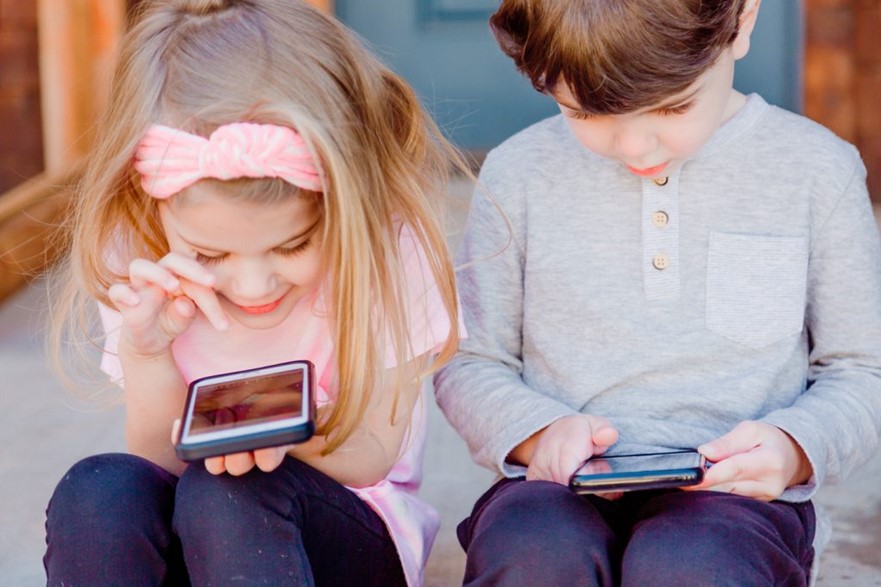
[187,368,304,437]
[578,450,704,476]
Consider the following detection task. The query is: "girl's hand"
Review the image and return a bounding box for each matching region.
[204,445,290,476]
[107,253,228,357]
[524,414,618,485]
[689,420,813,501]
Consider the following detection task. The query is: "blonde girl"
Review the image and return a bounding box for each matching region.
[44,1,463,585]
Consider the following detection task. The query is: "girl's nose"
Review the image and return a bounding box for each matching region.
[230,259,278,300]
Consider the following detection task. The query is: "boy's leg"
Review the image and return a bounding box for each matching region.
[44,453,188,586]
[173,456,405,587]
[622,490,815,587]
[457,478,622,587]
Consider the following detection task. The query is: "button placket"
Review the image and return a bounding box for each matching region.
[642,173,680,300]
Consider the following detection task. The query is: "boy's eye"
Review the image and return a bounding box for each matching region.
[195,252,227,266]
[655,102,694,117]
[565,109,597,121]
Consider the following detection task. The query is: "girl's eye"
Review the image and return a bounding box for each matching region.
[275,239,312,257]
[195,252,227,266]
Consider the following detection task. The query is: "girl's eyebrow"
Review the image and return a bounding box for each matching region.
[178,217,322,253]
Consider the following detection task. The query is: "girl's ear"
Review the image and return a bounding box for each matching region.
[732,0,761,61]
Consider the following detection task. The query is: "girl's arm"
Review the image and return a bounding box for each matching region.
[118,340,189,475]
[207,354,429,487]
[108,253,228,475]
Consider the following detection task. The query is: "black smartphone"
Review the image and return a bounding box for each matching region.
[569,449,707,494]
[175,360,315,461]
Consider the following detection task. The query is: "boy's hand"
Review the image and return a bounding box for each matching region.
[521,414,618,485]
[689,420,813,501]
[108,253,228,357]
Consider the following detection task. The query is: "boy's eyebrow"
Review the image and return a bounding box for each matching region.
[178,217,321,253]
[553,86,703,114]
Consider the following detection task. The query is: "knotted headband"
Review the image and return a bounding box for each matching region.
[134,122,323,198]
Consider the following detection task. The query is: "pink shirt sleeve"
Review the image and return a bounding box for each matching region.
[384,225,465,368]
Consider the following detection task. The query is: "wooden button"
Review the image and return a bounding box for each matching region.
[652,253,670,270]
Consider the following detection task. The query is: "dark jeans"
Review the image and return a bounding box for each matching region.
[457,478,815,587]
[44,453,405,586]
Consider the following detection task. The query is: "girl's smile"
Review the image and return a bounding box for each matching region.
[159,184,324,330]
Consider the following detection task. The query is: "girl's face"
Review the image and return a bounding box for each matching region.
[159,185,324,330]
[554,46,744,180]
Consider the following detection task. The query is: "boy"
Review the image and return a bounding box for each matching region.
[434,0,881,584]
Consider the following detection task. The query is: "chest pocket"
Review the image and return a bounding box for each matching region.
[706,231,808,349]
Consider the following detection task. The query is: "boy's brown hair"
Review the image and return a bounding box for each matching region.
[490,0,748,114]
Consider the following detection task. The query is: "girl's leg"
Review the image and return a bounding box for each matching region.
[173,457,405,587]
[622,490,815,587]
[456,478,622,587]
[44,453,188,586]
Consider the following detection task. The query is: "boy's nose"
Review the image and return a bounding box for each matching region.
[613,126,658,160]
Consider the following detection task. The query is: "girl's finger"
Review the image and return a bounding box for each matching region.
[157,253,216,288]
[204,456,227,475]
[128,258,181,292]
[179,280,229,331]
[223,451,256,476]
[254,446,289,472]
[107,283,141,308]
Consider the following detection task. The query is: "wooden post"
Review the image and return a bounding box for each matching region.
[37,0,126,174]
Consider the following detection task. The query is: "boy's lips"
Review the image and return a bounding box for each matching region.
[626,162,669,177]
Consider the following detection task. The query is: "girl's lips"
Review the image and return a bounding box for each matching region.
[236,297,284,315]
[626,162,669,177]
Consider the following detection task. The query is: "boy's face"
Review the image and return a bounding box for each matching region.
[553,45,744,180]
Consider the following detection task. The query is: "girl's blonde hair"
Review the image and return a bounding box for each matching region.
[50,0,464,452]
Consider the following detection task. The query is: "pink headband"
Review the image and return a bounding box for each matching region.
[134,122,323,198]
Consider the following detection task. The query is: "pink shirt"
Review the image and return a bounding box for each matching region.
[101,225,462,586]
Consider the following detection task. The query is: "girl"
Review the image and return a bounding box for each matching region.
[44,1,464,585]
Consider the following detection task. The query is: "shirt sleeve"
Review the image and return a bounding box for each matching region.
[761,153,881,501]
[98,302,125,387]
[384,224,466,369]
[432,151,580,476]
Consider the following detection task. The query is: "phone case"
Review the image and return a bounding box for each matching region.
[175,360,316,462]
[569,450,706,494]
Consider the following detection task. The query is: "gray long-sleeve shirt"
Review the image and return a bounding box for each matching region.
[434,94,881,507]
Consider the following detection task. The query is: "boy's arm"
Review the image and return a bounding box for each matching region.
[761,154,881,499]
[434,152,580,477]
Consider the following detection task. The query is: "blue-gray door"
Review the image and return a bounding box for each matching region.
[336,0,802,152]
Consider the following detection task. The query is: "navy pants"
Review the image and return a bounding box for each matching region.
[43,453,405,586]
[458,478,815,586]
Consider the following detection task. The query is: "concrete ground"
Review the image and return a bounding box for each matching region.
[1,195,880,585]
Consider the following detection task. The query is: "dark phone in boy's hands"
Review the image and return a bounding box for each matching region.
[569,449,707,494]
[175,360,315,461]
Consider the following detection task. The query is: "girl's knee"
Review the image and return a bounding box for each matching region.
[47,453,176,536]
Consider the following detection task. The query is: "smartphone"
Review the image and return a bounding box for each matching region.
[175,360,315,461]
[569,449,707,494]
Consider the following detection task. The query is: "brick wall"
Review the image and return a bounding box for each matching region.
[805,0,881,203]
[0,0,43,194]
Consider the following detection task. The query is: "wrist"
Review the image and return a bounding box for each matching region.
[117,336,175,363]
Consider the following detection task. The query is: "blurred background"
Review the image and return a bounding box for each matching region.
[1,1,880,585]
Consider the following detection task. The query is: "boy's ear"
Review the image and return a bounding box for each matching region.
[732,0,761,60]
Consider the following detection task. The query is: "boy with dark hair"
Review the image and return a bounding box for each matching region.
[434,1,881,584]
